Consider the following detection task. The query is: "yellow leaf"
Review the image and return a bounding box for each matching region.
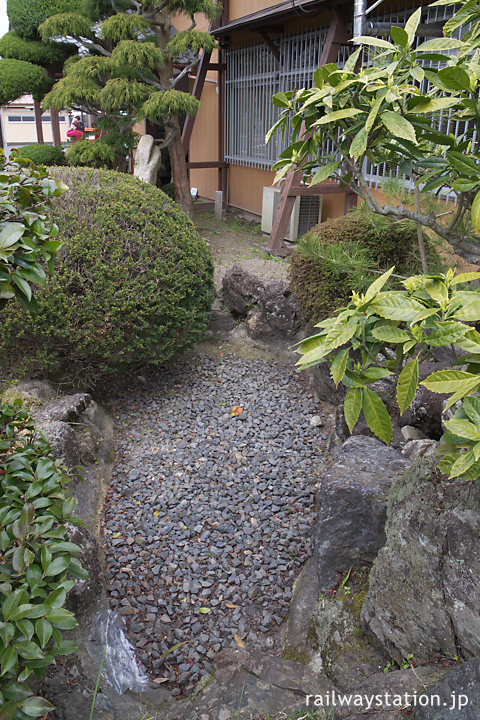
[234,632,246,648]
[230,406,243,417]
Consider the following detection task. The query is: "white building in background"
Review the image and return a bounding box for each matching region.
[0,94,69,157]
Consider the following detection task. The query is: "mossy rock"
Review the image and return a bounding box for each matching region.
[312,566,389,690]
[0,167,214,383]
[290,208,443,325]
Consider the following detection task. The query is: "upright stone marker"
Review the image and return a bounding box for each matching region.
[215,190,223,221]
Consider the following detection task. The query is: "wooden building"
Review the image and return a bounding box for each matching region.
[180,0,453,244]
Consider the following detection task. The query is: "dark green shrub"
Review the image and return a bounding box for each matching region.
[0,399,86,719]
[65,139,116,168]
[0,30,72,67]
[0,167,214,382]
[7,0,83,38]
[16,144,66,167]
[0,59,53,104]
[290,207,443,325]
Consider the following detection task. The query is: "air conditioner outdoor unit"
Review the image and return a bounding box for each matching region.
[261,186,323,242]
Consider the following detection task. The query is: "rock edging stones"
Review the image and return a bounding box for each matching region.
[10,380,173,720]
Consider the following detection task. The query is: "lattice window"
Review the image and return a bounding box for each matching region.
[224,1,461,196]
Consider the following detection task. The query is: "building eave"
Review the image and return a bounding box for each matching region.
[212,0,350,37]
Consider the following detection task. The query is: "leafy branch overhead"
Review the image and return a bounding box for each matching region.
[295,267,480,482]
[268,1,480,265]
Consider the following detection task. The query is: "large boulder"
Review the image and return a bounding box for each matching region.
[413,656,480,719]
[283,436,409,665]
[222,264,265,316]
[313,436,410,591]
[361,458,480,664]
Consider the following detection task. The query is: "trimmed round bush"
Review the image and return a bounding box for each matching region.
[290,207,443,325]
[0,167,214,382]
[16,143,66,166]
[65,139,116,168]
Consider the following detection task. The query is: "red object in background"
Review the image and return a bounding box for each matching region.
[66,127,84,143]
[84,127,100,141]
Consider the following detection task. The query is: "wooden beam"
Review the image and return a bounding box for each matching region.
[288,183,345,196]
[187,161,228,168]
[182,48,212,154]
[268,8,348,255]
[259,32,281,61]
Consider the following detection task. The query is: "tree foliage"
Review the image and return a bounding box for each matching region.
[39,0,221,215]
[295,267,480,481]
[0,31,72,67]
[269,2,480,265]
[6,0,83,38]
[0,59,53,105]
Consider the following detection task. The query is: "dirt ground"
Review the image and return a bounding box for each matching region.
[193,209,290,291]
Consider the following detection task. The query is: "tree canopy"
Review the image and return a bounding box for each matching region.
[39,0,220,215]
[269,1,480,265]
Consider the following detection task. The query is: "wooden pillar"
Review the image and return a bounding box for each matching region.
[51,108,61,146]
[34,101,44,145]
[268,9,350,255]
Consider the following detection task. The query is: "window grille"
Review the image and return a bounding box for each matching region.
[224,1,460,199]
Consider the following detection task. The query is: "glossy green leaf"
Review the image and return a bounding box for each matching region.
[361,389,392,445]
[343,388,362,434]
[422,369,479,395]
[397,357,419,415]
[330,349,349,386]
[449,449,477,478]
[363,266,395,302]
[471,189,480,233]
[310,161,341,185]
[381,112,417,143]
[445,419,480,442]
[372,325,410,343]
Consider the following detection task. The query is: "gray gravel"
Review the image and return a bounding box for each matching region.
[102,353,324,693]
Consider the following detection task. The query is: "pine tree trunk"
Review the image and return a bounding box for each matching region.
[169,116,193,219]
[151,9,194,219]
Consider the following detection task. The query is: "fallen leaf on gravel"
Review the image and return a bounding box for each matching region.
[199,607,211,614]
[231,406,243,417]
[112,532,121,538]
[152,677,169,684]
[234,633,245,648]
[153,510,159,516]
[225,601,240,609]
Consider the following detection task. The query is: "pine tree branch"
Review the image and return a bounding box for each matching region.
[171,58,200,89]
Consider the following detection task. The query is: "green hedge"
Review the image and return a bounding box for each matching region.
[0,167,214,382]
[65,139,116,168]
[0,400,86,719]
[290,208,443,325]
[16,144,66,167]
